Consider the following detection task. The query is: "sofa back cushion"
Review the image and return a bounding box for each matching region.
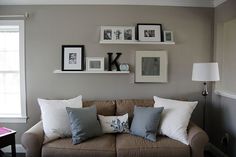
[83,100,116,116]
[116,99,154,122]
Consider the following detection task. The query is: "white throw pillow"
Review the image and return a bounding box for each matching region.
[98,114,129,133]
[38,95,83,143]
[154,96,197,145]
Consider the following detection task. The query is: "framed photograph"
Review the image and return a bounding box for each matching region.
[86,57,104,71]
[137,24,162,42]
[62,45,84,71]
[164,31,174,42]
[135,51,168,83]
[100,26,135,42]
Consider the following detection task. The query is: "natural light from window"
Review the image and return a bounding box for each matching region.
[0,20,26,122]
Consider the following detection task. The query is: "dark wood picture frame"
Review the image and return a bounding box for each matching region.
[62,45,84,71]
[136,23,163,42]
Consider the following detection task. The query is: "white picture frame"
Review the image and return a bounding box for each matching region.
[100,26,135,42]
[86,57,104,71]
[137,24,162,42]
[135,51,168,83]
[164,31,174,42]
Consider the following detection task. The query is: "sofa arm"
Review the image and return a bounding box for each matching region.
[21,121,44,157]
[188,122,209,157]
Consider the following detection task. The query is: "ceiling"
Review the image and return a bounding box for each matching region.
[0,0,226,7]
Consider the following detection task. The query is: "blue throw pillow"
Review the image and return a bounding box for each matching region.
[130,106,164,142]
[66,106,103,144]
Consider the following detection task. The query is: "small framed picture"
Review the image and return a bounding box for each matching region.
[164,31,174,42]
[62,45,84,71]
[113,28,124,41]
[86,57,104,71]
[135,51,168,83]
[137,24,162,42]
[123,27,135,41]
[100,26,135,42]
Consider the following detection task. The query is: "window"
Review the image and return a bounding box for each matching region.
[0,20,26,123]
[215,18,236,99]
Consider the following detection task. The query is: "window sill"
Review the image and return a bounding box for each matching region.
[0,116,28,123]
[215,90,236,100]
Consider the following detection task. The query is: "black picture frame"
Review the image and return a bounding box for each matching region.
[62,45,84,71]
[136,23,163,42]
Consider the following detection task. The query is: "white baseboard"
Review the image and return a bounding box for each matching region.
[205,143,228,157]
[2,144,25,153]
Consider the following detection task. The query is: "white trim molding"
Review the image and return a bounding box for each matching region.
[215,90,236,100]
[0,0,227,8]
[2,144,26,153]
[214,0,227,7]
[0,116,27,123]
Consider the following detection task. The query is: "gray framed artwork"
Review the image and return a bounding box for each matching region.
[135,51,168,83]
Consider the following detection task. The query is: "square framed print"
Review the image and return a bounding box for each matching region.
[86,57,104,71]
[62,45,84,71]
[100,26,135,42]
[135,51,168,83]
[164,31,174,42]
[137,24,162,42]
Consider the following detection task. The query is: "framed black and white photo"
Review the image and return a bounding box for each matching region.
[164,31,174,42]
[135,51,168,83]
[113,28,123,41]
[104,29,112,40]
[137,24,162,42]
[100,26,135,42]
[124,27,135,41]
[86,57,104,71]
[62,45,84,71]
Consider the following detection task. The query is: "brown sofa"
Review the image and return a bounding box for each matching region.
[21,99,208,157]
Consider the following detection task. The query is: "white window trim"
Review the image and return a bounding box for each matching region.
[215,90,236,100]
[0,20,27,123]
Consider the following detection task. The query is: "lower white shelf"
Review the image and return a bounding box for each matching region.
[53,70,130,74]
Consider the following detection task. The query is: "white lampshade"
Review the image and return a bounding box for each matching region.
[192,62,220,81]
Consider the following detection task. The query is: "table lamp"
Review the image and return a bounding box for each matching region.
[192,62,220,129]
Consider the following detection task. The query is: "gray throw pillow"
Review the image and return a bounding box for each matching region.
[130,106,164,142]
[66,106,103,144]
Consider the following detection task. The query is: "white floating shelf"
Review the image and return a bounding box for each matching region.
[99,41,175,45]
[54,70,130,74]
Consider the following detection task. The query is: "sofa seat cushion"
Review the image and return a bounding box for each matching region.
[116,134,190,157]
[42,134,116,157]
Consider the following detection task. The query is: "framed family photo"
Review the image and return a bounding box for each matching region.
[62,45,84,71]
[137,24,162,42]
[100,26,135,42]
[86,57,104,71]
[135,51,168,83]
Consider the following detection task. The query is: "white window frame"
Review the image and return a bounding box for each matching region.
[0,20,27,123]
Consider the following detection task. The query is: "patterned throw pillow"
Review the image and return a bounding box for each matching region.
[98,114,129,133]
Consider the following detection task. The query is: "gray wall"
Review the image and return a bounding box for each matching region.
[0,5,214,144]
[209,0,236,156]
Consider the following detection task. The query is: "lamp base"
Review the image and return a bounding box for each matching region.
[202,82,208,96]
